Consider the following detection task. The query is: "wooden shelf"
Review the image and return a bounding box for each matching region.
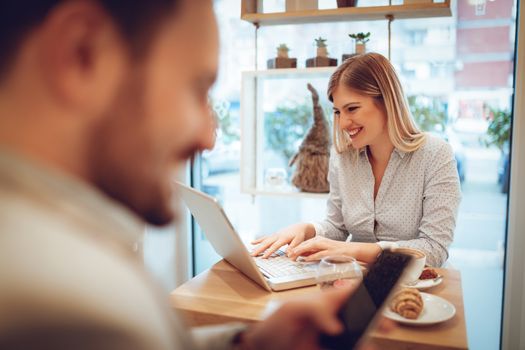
[241,2,451,26]
[242,67,336,79]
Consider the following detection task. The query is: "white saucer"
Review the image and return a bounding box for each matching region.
[402,276,443,290]
[383,292,456,326]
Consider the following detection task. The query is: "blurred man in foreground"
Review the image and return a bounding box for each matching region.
[0,1,356,349]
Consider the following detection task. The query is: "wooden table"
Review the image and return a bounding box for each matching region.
[171,260,468,350]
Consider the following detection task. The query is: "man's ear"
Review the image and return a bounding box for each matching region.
[37,0,129,118]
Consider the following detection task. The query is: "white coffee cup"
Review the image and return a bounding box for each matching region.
[395,247,426,284]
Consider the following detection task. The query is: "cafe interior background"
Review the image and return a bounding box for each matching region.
[143,0,525,349]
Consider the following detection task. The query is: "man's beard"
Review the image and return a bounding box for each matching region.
[85,81,176,226]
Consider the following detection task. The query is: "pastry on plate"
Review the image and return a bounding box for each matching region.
[419,268,439,280]
[390,288,424,319]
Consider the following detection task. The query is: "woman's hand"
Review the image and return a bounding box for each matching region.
[288,237,382,264]
[287,236,349,261]
[251,223,316,258]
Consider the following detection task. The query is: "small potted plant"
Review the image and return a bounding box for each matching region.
[315,37,328,57]
[349,32,370,54]
[277,44,290,58]
[306,37,337,67]
[267,43,297,69]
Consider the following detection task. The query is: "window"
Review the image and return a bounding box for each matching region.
[193,2,518,349]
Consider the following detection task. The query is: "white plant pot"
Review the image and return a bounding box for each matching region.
[286,0,318,11]
[355,43,366,54]
[277,50,289,58]
[317,47,328,57]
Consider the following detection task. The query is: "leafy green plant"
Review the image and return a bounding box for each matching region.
[265,100,331,162]
[485,108,511,150]
[407,95,447,132]
[349,32,371,44]
[277,43,290,52]
[314,37,327,48]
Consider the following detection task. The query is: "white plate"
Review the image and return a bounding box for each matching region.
[402,276,443,290]
[383,292,456,326]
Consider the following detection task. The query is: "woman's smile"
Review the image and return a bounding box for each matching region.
[347,127,363,138]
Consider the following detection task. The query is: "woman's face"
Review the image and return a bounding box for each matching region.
[332,83,389,150]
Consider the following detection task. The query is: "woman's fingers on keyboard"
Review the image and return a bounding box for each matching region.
[251,236,266,245]
[286,235,304,256]
[251,237,276,256]
[262,240,285,259]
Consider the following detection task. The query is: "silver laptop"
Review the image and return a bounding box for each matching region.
[175,182,318,291]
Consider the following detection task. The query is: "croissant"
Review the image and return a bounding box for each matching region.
[390,288,424,319]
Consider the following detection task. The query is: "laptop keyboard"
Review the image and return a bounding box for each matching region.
[254,250,317,278]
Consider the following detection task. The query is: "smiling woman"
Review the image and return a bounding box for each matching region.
[328,53,426,156]
[252,52,462,267]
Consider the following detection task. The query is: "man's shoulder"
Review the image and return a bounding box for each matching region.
[0,191,181,350]
[0,199,143,312]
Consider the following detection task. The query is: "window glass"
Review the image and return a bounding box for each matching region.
[194,2,517,349]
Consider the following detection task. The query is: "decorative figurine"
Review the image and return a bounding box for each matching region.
[289,83,331,193]
[267,43,297,69]
[306,37,337,67]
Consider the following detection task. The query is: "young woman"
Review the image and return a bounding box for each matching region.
[252,53,461,267]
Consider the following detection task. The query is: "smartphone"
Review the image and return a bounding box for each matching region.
[319,250,413,350]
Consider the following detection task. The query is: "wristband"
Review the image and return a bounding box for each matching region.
[376,241,399,251]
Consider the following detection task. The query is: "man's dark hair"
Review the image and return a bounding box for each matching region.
[0,1,179,78]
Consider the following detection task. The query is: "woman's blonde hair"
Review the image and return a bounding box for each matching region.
[327,52,426,154]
